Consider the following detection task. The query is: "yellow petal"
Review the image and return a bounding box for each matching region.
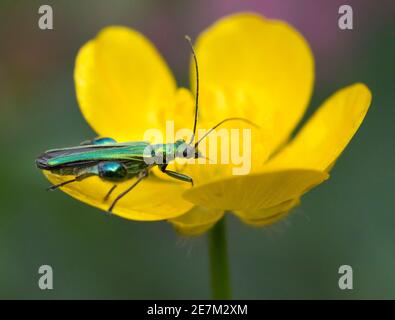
[169,206,224,236]
[43,171,193,221]
[233,198,300,227]
[74,26,176,141]
[267,83,372,171]
[183,169,328,211]
[193,13,314,156]
[169,119,267,186]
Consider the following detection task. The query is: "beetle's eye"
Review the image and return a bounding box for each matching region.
[183,149,189,157]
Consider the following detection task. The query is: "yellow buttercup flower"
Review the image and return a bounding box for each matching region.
[44,13,371,236]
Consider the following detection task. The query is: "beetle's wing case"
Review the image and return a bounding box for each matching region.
[36,141,150,169]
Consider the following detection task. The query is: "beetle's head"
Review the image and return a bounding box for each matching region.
[175,140,201,159]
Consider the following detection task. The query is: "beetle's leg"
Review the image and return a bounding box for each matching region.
[108,170,148,213]
[103,185,117,202]
[46,173,92,191]
[47,179,76,191]
[159,164,193,186]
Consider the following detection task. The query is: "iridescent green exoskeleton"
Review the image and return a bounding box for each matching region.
[36,36,256,213]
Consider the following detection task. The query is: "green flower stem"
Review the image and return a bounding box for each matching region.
[208,216,231,300]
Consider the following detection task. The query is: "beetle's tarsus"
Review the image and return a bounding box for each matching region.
[46,178,77,191]
[103,185,117,202]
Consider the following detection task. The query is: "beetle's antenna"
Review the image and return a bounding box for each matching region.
[194,117,260,148]
[185,35,199,145]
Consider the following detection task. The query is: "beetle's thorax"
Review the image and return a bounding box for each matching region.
[149,139,195,163]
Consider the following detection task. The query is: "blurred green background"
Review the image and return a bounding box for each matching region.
[0,0,394,299]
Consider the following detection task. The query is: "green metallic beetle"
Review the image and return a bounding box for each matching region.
[36,36,256,212]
